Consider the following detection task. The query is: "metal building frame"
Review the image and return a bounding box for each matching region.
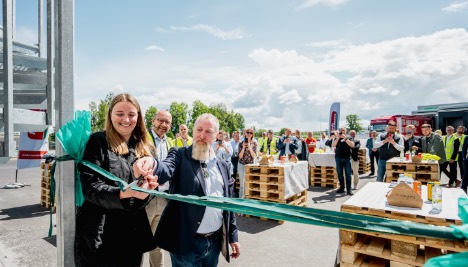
[1,0,75,265]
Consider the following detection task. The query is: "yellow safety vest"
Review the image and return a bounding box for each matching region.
[261,137,278,155]
[443,135,458,161]
[174,136,193,148]
[147,131,174,149]
[457,134,465,153]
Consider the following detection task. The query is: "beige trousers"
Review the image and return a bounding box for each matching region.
[145,197,168,267]
[351,159,359,187]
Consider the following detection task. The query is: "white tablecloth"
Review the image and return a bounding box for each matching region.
[343,182,466,221]
[247,161,309,199]
[308,153,336,168]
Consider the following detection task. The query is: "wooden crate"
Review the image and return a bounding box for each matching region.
[340,194,467,267]
[260,165,285,176]
[245,165,262,175]
[385,159,439,184]
[340,229,463,267]
[310,166,339,188]
[40,162,56,212]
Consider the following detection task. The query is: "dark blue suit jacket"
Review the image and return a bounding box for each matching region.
[276,135,299,157]
[153,146,238,262]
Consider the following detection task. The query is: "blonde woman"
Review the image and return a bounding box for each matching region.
[75,93,158,266]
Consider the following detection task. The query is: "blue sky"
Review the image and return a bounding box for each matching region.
[10,0,468,131]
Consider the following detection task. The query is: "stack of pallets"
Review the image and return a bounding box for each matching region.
[358,148,370,174]
[40,162,55,212]
[340,204,467,267]
[244,165,307,223]
[309,166,339,188]
[385,158,439,184]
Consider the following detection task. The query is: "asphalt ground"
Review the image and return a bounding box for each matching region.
[0,158,455,267]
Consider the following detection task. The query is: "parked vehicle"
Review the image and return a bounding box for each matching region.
[368,115,433,136]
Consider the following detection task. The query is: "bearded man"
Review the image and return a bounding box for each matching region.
[134,113,240,267]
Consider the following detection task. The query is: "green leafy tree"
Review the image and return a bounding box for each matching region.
[346,114,364,132]
[90,92,114,132]
[144,106,158,130]
[169,102,189,137]
[188,100,210,132]
[279,128,286,136]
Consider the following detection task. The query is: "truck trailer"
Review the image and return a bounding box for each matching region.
[369,115,432,136]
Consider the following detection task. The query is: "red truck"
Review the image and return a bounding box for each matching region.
[369,115,433,137]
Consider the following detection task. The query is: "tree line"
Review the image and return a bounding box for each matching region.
[89,92,246,138]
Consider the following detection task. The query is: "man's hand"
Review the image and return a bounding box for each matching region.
[230,242,241,259]
[411,145,418,151]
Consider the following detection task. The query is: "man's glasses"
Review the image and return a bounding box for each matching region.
[246,132,253,134]
[156,118,171,125]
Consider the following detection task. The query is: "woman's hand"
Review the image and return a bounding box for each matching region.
[133,156,155,179]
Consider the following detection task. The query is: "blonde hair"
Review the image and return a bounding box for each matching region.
[105,93,154,158]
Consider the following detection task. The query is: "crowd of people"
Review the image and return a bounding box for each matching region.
[74,93,467,267]
[365,121,467,193]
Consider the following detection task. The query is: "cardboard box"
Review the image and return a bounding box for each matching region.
[259,155,275,165]
[411,155,422,162]
[386,183,423,209]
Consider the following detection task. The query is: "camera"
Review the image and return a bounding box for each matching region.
[217,140,223,145]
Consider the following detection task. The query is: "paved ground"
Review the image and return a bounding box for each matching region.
[0,158,455,267]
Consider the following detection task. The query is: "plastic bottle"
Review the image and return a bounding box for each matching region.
[397,174,405,184]
[399,150,404,162]
[431,182,442,214]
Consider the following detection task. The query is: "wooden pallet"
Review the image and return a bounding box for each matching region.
[340,230,464,267]
[244,181,285,199]
[341,204,462,226]
[260,165,285,176]
[245,165,262,175]
[386,162,438,173]
[245,189,308,205]
[385,171,438,184]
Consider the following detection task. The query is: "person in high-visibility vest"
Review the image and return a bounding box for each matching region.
[442,125,461,188]
[456,125,466,183]
[174,124,193,148]
[146,110,174,266]
[260,129,278,155]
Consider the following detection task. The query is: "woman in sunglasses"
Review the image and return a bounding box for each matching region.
[237,128,257,198]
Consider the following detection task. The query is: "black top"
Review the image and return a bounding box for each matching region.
[75,132,155,266]
[378,132,401,160]
[335,138,352,159]
[404,136,422,154]
[349,138,361,161]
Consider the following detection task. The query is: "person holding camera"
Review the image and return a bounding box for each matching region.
[374,121,404,182]
[332,127,355,195]
[276,128,299,159]
[237,128,257,198]
[213,130,233,164]
[403,124,422,154]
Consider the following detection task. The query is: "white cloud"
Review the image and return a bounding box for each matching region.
[278,89,302,104]
[359,86,386,94]
[442,1,468,12]
[297,0,348,10]
[76,28,468,131]
[389,90,400,96]
[170,24,245,40]
[305,40,350,50]
[145,45,165,52]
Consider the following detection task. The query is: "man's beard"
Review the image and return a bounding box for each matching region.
[192,140,210,161]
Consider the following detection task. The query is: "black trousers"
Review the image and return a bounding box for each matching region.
[440,161,458,185]
[458,152,464,180]
[462,159,468,193]
[369,150,379,174]
[231,156,239,196]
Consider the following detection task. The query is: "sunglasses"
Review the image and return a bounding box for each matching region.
[246,132,253,134]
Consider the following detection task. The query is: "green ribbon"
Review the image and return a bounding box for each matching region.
[48,111,468,266]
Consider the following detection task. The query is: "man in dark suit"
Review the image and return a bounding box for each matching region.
[403,124,422,154]
[276,128,299,159]
[134,113,240,267]
[366,130,379,176]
